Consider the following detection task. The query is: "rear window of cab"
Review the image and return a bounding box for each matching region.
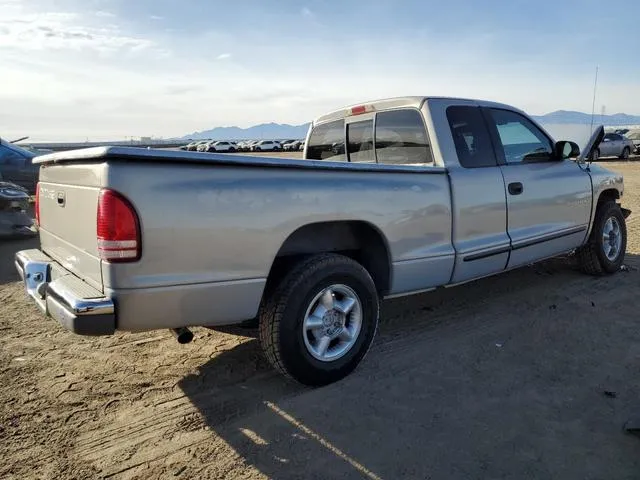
[306,109,433,165]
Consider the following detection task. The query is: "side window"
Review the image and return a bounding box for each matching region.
[346,120,374,163]
[0,146,26,166]
[488,108,553,164]
[445,106,497,168]
[374,109,432,165]
[306,119,346,161]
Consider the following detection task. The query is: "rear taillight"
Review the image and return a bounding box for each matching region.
[97,189,141,262]
[35,183,40,226]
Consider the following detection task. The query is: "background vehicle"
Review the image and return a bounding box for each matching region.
[186,140,206,151]
[626,130,640,154]
[0,181,35,238]
[283,140,303,151]
[592,132,635,160]
[196,141,215,152]
[251,140,281,151]
[0,138,40,193]
[15,96,629,387]
[181,141,200,150]
[204,141,236,153]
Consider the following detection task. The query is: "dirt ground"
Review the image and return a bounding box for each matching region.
[1,162,640,479]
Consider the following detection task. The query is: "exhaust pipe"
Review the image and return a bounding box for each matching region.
[171,327,193,344]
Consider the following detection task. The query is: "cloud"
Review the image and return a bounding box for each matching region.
[150,15,163,20]
[216,53,231,60]
[164,84,206,95]
[95,11,115,18]
[0,10,155,52]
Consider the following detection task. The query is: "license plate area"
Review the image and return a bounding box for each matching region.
[23,260,51,314]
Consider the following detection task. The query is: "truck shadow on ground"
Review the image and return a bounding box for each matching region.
[178,254,640,479]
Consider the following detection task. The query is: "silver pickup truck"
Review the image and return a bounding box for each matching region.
[15,96,631,386]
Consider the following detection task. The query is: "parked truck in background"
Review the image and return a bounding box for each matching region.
[15,96,630,386]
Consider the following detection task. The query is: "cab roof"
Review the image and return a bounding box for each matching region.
[312,96,520,125]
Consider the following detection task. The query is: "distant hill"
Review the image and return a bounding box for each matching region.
[183,122,310,141]
[182,110,640,141]
[532,110,640,126]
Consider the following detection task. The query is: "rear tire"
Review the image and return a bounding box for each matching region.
[577,200,626,275]
[259,254,379,386]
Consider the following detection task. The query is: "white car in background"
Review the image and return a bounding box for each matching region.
[207,141,237,153]
[251,140,281,152]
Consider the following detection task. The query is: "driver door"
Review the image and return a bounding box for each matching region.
[482,108,592,269]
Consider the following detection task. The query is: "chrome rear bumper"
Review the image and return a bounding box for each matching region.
[15,249,116,336]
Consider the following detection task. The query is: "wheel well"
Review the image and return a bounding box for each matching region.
[598,189,620,206]
[265,221,391,296]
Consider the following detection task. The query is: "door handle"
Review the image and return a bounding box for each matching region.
[508,182,523,195]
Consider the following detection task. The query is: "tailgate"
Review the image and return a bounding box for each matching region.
[38,162,107,291]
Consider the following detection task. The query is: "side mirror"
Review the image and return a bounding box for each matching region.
[554,140,580,159]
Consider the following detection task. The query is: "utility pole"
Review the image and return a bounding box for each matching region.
[589,66,599,135]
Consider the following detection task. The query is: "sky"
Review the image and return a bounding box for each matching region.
[1,0,640,141]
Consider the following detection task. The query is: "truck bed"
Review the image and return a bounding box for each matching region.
[35,146,453,331]
[34,146,446,173]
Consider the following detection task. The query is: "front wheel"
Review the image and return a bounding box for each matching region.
[620,147,630,160]
[259,254,379,386]
[577,200,627,275]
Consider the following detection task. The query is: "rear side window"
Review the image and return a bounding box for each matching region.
[306,119,345,161]
[446,106,497,168]
[347,120,374,163]
[374,110,432,165]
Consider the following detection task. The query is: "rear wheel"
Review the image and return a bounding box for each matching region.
[577,200,627,275]
[259,254,379,386]
[620,147,630,160]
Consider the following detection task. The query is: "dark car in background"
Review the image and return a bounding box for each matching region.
[0,138,39,193]
[0,181,35,238]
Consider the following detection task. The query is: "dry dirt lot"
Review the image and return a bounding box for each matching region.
[1,162,640,479]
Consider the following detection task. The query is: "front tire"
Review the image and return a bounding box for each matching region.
[577,200,627,275]
[259,254,379,386]
[620,147,630,160]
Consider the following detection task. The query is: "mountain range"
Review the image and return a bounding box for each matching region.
[183,122,310,141]
[182,110,640,140]
[531,110,640,126]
